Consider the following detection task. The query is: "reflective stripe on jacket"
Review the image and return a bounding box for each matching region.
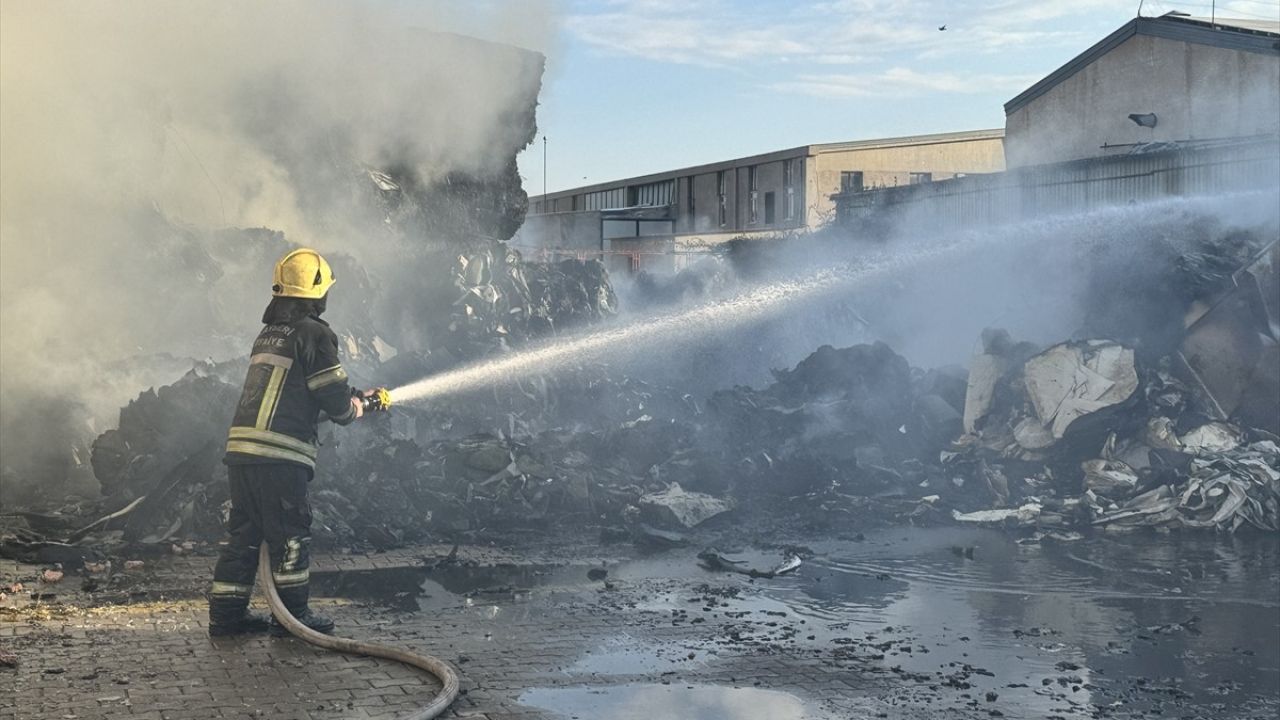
[224,316,355,469]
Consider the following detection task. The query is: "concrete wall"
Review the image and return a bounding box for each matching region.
[676,229,788,251]
[604,236,680,275]
[836,139,1280,232]
[510,211,602,251]
[751,160,785,228]
[688,169,737,234]
[807,139,1007,225]
[677,159,804,235]
[1006,34,1280,167]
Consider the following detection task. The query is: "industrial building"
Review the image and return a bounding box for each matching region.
[518,130,1005,271]
[834,12,1280,228]
[1003,13,1280,167]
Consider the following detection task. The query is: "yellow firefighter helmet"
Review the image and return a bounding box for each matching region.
[272,248,336,299]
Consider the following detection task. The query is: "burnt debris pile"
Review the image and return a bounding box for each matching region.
[2,226,1278,563]
[708,342,923,500]
[446,239,617,359]
[89,367,240,545]
[943,332,1279,533]
[939,231,1279,533]
[0,239,631,561]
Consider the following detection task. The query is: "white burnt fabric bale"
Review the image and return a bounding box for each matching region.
[638,483,734,529]
[1022,340,1139,442]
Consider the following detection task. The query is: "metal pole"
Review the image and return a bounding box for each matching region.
[542,136,547,208]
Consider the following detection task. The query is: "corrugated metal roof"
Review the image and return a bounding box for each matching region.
[1177,16,1280,35]
[1005,13,1280,116]
[810,128,1005,154]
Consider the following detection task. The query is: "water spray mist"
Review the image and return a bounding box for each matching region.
[389,189,1280,406]
[389,234,993,405]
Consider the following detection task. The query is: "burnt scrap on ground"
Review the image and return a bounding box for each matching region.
[2,224,1276,563]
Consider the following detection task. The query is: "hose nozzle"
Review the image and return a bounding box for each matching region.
[359,387,392,413]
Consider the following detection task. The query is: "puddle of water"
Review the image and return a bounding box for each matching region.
[807,526,1280,605]
[309,567,431,612]
[565,634,716,676]
[767,528,1280,717]
[314,529,1279,717]
[519,683,812,720]
[557,529,1278,717]
[310,562,611,612]
[428,562,602,596]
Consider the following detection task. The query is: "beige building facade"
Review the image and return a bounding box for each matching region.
[522,130,1006,259]
[1004,14,1280,167]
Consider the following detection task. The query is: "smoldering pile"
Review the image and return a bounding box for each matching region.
[445,238,617,359]
[2,228,1277,565]
[932,233,1279,534]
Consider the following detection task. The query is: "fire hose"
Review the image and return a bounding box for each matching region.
[256,387,460,720]
[257,546,460,719]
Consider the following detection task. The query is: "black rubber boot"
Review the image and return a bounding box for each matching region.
[210,611,272,637]
[209,596,272,637]
[270,584,334,637]
[270,609,335,637]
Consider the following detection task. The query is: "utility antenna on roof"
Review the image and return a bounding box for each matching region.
[1136,0,1144,18]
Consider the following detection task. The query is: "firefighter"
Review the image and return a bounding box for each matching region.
[208,248,370,637]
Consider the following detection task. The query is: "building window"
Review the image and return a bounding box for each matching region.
[584,188,626,211]
[910,172,933,185]
[628,180,673,207]
[764,191,776,225]
[840,171,864,193]
[685,176,696,227]
[717,171,727,227]
[748,166,759,225]
[784,159,799,221]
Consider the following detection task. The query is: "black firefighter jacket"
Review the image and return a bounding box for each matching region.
[224,315,356,470]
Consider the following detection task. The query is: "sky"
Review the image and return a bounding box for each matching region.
[512,0,1280,194]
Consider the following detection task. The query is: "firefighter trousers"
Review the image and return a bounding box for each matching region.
[209,463,314,625]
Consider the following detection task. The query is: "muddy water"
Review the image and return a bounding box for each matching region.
[520,684,810,720]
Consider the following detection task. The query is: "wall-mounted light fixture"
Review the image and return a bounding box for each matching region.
[1128,113,1158,128]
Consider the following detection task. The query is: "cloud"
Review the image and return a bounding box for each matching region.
[563,2,811,67]
[1209,0,1280,21]
[813,53,873,65]
[774,67,1042,98]
[568,0,1134,62]
[566,0,1139,97]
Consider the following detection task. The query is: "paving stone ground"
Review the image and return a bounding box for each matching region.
[13,532,1273,720]
[1,545,900,720]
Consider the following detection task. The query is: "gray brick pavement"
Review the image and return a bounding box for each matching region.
[1,546,905,720]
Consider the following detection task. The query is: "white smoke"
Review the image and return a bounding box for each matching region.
[0,0,556,494]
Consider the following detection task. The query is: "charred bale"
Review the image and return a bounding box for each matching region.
[89,370,239,542]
